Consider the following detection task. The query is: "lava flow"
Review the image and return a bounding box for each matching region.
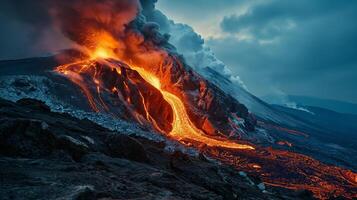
[50,1,357,198]
[207,147,357,199]
[56,53,254,150]
[131,66,254,150]
[55,53,357,198]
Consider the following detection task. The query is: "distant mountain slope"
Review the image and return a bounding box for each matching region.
[272,104,357,149]
[262,95,357,115]
[201,68,312,128]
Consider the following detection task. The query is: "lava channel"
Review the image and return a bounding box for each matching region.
[56,57,255,151]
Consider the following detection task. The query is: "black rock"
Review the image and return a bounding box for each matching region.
[0,118,56,158]
[17,98,51,112]
[0,98,313,200]
[105,133,149,162]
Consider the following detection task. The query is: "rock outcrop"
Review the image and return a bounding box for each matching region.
[0,98,313,200]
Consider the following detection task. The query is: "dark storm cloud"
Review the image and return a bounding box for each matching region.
[140,0,172,32]
[157,0,247,20]
[0,0,171,60]
[1,0,357,103]
[210,0,357,102]
[220,0,357,39]
[0,0,51,26]
[0,0,70,59]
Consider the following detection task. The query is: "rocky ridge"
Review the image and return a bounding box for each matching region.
[0,98,314,200]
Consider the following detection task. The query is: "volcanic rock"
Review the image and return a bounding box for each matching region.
[17,98,51,112]
[105,133,149,162]
[140,53,254,137]
[56,59,174,133]
[0,98,314,199]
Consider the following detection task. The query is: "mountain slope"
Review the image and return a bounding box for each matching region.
[0,98,316,200]
[1,56,356,199]
[263,94,357,115]
[272,104,357,149]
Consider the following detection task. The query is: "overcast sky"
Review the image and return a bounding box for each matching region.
[157,0,357,103]
[0,0,356,103]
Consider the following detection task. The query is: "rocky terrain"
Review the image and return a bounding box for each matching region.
[0,1,356,199]
[0,98,316,200]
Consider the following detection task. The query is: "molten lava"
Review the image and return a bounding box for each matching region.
[56,50,254,150]
[207,147,357,199]
[93,48,111,59]
[131,66,254,150]
[49,1,357,197]
[55,52,357,199]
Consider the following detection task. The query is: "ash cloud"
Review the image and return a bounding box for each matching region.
[0,0,246,90]
[52,0,139,46]
[0,0,140,59]
[140,0,247,89]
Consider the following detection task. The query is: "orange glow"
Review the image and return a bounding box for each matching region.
[208,147,357,199]
[123,65,254,150]
[131,66,162,89]
[252,164,261,169]
[163,91,254,150]
[93,47,111,59]
[56,47,254,150]
[55,55,357,198]
[83,31,121,60]
[56,61,101,112]
[52,7,356,196]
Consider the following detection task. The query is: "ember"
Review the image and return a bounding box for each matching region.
[207,147,357,199]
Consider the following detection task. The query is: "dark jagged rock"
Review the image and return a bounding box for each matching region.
[244,113,257,131]
[0,118,56,158]
[56,59,174,133]
[105,133,149,162]
[16,98,51,112]
[12,78,32,88]
[140,54,254,137]
[0,98,313,200]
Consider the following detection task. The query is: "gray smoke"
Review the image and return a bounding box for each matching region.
[0,0,246,89]
[140,0,247,89]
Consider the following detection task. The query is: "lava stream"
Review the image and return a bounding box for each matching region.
[55,57,357,199]
[56,58,254,150]
[132,66,254,150]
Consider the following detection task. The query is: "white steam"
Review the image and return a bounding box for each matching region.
[142,2,247,90]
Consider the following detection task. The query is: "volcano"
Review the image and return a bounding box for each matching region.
[54,51,255,150]
[0,0,356,199]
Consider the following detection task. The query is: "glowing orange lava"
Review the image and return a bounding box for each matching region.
[55,39,356,198]
[56,48,254,150]
[132,66,254,150]
[92,47,111,59]
[42,0,357,198]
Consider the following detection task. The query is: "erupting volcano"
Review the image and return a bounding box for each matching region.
[55,50,254,150]
[0,0,356,199]
[49,1,356,198]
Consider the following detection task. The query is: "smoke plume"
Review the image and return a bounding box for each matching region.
[0,0,246,89]
[139,0,247,89]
